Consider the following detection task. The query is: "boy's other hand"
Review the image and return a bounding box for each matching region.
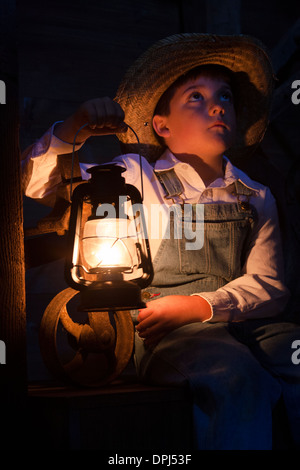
[54,97,128,144]
[136,295,212,348]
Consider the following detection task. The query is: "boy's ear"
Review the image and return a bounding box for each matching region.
[152,115,170,138]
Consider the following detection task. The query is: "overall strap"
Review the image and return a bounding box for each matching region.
[154,168,184,202]
[154,168,258,219]
[231,180,257,213]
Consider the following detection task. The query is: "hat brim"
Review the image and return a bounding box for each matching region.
[115,33,275,162]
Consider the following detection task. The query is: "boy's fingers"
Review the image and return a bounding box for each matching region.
[87,102,99,128]
[142,323,164,337]
[136,315,160,335]
[88,122,128,135]
[76,98,127,134]
[93,98,125,127]
[104,99,125,125]
[137,308,153,322]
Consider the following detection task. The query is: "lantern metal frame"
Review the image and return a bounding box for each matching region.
[64,125,153,312]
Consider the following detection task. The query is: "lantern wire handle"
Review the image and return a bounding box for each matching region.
[70,122,143,202]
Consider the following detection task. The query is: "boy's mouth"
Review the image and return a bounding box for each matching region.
[209,120,229,130]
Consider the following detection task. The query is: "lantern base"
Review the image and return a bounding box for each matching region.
[79,280,146,311]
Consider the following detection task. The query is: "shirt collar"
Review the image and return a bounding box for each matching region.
[154,149,259,193]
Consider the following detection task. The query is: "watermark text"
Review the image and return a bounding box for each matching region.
[107,453,192,467]
[291,340,300,365]
[95,198,204,251]
[291,80,300,105]
[0,340,6,364]
[0,80,6,104]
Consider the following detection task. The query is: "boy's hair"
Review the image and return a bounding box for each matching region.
[153,64,236,118]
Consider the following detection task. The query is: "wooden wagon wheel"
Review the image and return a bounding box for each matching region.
[39,287,135,387]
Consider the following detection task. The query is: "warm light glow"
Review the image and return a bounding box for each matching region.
[82,218,139,271]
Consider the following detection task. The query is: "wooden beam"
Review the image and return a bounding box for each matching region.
[0,0,27,449]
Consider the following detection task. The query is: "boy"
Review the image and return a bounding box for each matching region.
[22,33,300,449]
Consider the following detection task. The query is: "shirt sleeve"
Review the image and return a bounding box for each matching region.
[22,122,84,206]
[192,188,290,322]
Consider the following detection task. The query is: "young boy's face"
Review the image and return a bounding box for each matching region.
[153,75,237,160]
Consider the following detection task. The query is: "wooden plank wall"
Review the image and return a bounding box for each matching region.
[18,0,297,151]
[18,0,182,154]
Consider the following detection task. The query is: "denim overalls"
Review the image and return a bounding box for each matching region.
[134,169,300,450]
[142,179,256,299]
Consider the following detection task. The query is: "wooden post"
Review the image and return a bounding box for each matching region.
[0,1,27,448]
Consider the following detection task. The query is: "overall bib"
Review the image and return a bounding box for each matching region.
[141,180,256,299]
[134,172,284,450]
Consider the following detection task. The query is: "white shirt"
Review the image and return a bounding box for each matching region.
[22,123,290,322]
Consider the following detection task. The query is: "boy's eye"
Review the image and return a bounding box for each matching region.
[220,91,233,102]
[189,92,204,102]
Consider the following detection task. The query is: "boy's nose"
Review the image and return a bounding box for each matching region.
[209,102,225,115]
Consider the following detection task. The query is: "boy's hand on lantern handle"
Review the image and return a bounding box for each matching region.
[136,295,212,348]
[54,97,128,144]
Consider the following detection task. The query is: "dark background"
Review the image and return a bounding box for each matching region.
[17,0,299,153]
[1,0,300,451]
[15,0,300,381]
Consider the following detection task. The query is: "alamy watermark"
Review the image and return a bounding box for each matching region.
[291,340,300,365]
[0,340,6,364]
[0,80,6,104]
[291,80,300,105]
[95,198,205,251]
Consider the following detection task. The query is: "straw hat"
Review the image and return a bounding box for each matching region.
[115,33,275,162]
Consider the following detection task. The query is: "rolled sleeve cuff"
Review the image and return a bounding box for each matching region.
[23,122,85,201]
[192,291,236,322]
[192,281,290,323]
[28,122,84,160]
[190,293,215,322]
